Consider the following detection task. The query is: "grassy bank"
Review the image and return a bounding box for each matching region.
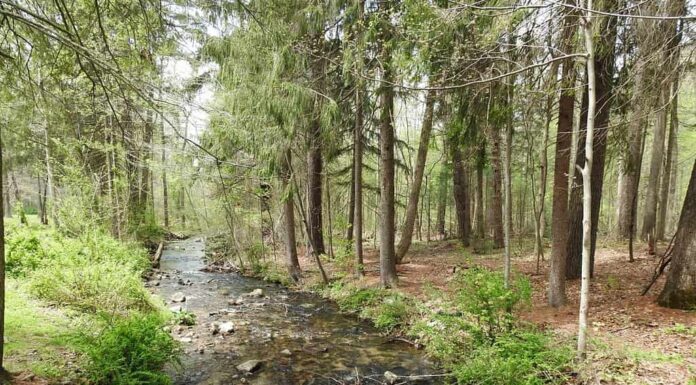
[4,218,179,384]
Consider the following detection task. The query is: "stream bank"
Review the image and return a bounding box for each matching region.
[150,237,440,385]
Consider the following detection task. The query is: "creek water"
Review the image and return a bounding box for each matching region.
[153,237,441,385]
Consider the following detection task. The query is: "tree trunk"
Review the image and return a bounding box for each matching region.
[378,0,397,287]
[667,78,680,233]
[578,0,596,356]
[475,146,485,239]
[307,118,326,256]
[658,159,696,309]
[436,137,449,239]
[502,96,513,287]
[452,142,471,247]
[489,125,504,248]
[161,118,169,229]
[565,0,618,279]
[281,150,301,282]
[657,84,676,241]
[396,89,436,262]
[346,159,355,241]
[641,85,668,246]
[547,0,578,307]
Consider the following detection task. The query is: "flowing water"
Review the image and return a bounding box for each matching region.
[153,237,441,385]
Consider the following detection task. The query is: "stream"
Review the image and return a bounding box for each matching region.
[151,237,441,385]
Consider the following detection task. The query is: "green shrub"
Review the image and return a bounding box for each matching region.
[79,313,180,385]
[325,282,382,312]
[5,225,46,276]
[172,310,196,326]
[364,294,411,332]
[30,260,156,315]
[451,331,573,385]
[450,267,532,343]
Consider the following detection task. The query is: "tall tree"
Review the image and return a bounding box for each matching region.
[565,0,619,279]
[548,0,578,307]
[396,89,436,262]
[377,0,398,287]
[658,159,696,309]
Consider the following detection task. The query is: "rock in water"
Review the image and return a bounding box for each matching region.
[236,360,262,373]
[243,288,264,298]
[219,321,235,335]
[384,371,399,385]
[171,292,186,303]
[280,349,292,356]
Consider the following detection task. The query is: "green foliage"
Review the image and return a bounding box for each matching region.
[172,309,196,326]
[78,314,180,385]
[665,323,696,337]
[6,224,156,315]
[325,282,383,312]
[450,267,532,343]
[407,268,569,385]
[450,331,573,385]
[5,225,44,276]
[363,294,411,332]
[30,261,156,315]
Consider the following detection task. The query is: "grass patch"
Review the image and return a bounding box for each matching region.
[4,280,79,380]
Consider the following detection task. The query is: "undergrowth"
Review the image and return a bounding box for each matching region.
[324,267,573,385]
[5,220,178,383]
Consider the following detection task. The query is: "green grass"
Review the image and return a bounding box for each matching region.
[4,279,79,379]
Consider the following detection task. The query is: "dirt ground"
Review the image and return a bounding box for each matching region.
[294,238,696,385]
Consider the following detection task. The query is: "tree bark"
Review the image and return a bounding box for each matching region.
[641,85,668,246]
[281,150,301,282]
[345,159,355,241]
[475,145,485,239]
[452,141,471,247]
[161,118,169,229]
[307,117,326,256]
[578,0,596,356]
[488,125,504,248]
[565,0,618,279]
[377,0,397,287]
[658,159,696,309]
[396,89,436,262]
[547,0,578,307]
[436,137,449,239]
[657,86,676,241]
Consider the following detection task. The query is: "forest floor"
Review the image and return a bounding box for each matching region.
[287,238,696,385]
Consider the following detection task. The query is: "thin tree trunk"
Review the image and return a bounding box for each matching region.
[346,159,355,241]
[161,118,169,229]
[452,142,471,247]
[325,172,334,258]
[396,89,436,262]
[281,150,301,281]
[475,146,485,239]
[502,97,513,288]
[489,125,504,248]
[667,78,680,233]
[577,1,596,356]
[436,137,449,239]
